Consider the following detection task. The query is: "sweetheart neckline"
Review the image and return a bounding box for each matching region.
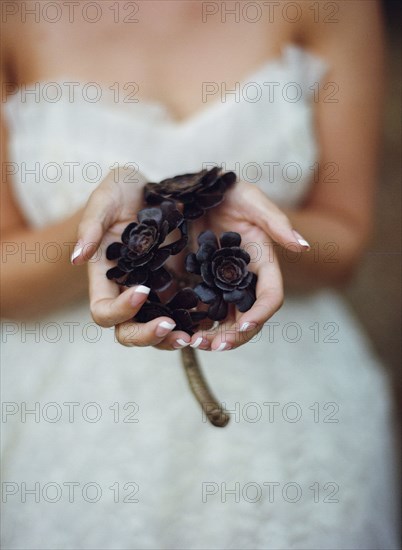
[5,44,326,129]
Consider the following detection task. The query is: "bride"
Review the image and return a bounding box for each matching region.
[1,1,399,548]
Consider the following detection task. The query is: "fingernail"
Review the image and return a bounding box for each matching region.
[214,342,231,352]
[240,322,251,332]
[293,230,310,250]
[131,286,150,306]
[134,285,150,295]
[190,336,203,349]
[174,338,190,349]
[71,245,83,264]
[156,321,176,338]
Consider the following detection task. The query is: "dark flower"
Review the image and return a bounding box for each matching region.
[144,167,237,220]
[106,201,187,291]
[135,289,208,335]
[185,230,257,321]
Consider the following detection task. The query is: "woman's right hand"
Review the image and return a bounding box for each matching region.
[72,167,192,350]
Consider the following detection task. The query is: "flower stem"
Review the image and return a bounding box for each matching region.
[180,347,230,427]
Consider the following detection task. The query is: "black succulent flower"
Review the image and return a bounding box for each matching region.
[185,230,257,321]
[144,167,237,220]
[106,201,187,291]
[135,289,208,335]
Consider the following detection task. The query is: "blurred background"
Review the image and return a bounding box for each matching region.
[346,0,401,418]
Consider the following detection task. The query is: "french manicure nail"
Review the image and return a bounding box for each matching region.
[214,342,230,352]
[293,230,310,250]
[190,336,203,349]
[134,285,151,295]
[175,338,190,348]
[156,321,176,338]
[71,246,83,264]
[240,322,251,332]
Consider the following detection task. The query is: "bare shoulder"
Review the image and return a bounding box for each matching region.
[1,1,28,83]
[300,0,384,58]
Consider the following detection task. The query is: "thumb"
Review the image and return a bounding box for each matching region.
[239,183,310,251]
[71,189,116,265]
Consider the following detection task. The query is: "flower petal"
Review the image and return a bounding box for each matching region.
[130,250,155,267]
[144,183,164,204]
[148,290,162,303]
[137,206,163,225]
[167,288,198,310]
[208,297,228,321]
[200,167,221,188]
[158,220,170,242]
[185,253,201,274]
[160,234,188,256]
[106,242,123,260]
[220,231,241,248]
[125,267,149,286]
[214,257,245,285]
[183,202,204,220]
[200,262,214,286]
[237,271,254,289]
[197,230,219,248]
[147,267,172,291]
[106,266,125,280]
[197,193,224,209]
[194,283,219,304]
[121,222,137,245]
[172,309,193,332]
[148,248,171,271]
[160,170,206,193]
[196,242,217,263]
[160,200,183,230]
[180,220,188,236]
[135,301,172,323]
[219,171,237,190]
[214,279,236,291]
[211,247,251,267]
[223,289,246,303]
[236,288,256,312]
[190,311,208,324]
[117,257,135,272]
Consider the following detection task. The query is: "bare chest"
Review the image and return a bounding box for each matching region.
[8,1,297,120]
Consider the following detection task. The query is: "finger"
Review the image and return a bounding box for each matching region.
[211,251,283,351]
[71,200,111,264]
[71,184,118,266]
[115,317,177,347]
[189,317,233,351]
[189,333,212,351]
[238,184,310,252]
[90,284,151,328]
[154,331,192,351]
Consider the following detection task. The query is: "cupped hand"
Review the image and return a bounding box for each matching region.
[188,180,310,351]
[71,168,193,350]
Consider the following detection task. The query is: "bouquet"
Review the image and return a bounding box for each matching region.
[105,168,258,427]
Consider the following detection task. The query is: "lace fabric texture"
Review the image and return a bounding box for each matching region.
[1,46,399,549]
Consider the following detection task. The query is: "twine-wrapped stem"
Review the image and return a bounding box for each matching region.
[180,346,230,427]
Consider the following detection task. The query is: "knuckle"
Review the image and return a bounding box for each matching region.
[115,325,134,347]
[116,323,146,347]
[252,303,272,320]
[271,288,284,312]
[90,303,112,328]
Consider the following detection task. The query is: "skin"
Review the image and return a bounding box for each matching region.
[1,1,384,351]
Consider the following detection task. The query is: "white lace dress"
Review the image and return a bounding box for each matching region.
[1,46,399,549]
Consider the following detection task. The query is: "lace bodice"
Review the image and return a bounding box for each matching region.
[4,45,327,227]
